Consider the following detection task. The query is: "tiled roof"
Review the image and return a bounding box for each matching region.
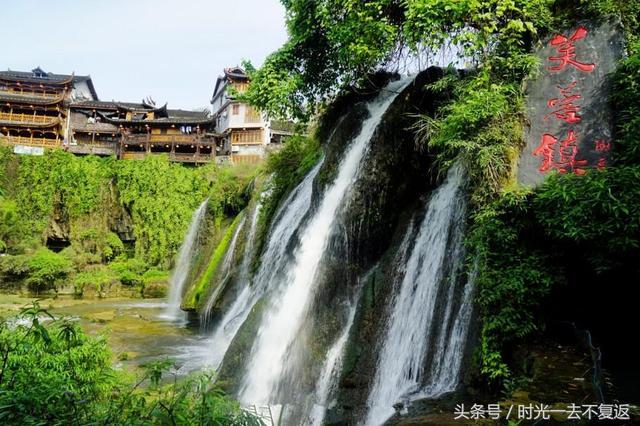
[0,68,98,100]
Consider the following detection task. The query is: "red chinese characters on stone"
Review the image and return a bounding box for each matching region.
[548,26,596,73]
[533,134,557,172]
[595,139,611,169]
[595,139,611,152]
[533,130,588,174]
[544,81,582,123]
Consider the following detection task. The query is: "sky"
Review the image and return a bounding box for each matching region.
[1,0,288,110]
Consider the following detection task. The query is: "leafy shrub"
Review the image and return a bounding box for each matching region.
[469,189,558,384]
[24,248,73,293]
[0,302,261,425]
[141,269,169,298]
[0,254,29,284]
[108,258,148,287]
[415,71,525,204]
[0,197,19,253]
[612,49,640,164]
[0,303,116,424]
[73,267,119,297]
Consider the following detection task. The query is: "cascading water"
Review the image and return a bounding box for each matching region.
[238,77,412,405]
[161,198,208,322]
[203,163,322,369]
[308,295,359,426]
[364,163,474,425]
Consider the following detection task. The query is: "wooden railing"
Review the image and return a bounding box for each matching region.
[0,111,60,125]
[170,152,213,162]
[0,88,64,99]
[231,129,263,145]
[124,134,216,145]
[72,139,118,149]
[3,135,59,147]
[121,151,213,163]
[121,152,147,160]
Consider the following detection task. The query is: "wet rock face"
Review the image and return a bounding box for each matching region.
[518,18,625,186]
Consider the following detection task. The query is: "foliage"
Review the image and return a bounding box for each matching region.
[0,197,19,253]
[204,164,255,225]
[115,156,209,267]
[73,267,119,297]
[24,248,73,293]
[75,228,125,263]
[415,70,525,205]
[577,0,640,50]
[243,0,552,120]
[471,165,640,384]
[469,189,557,383]
[0,302,116,424]
[116,157,255,267]
[0,302,261,425]
[611,48,640,164]
[534,167,640,266]
[108,257,149,287]
[1,150,255,273]
[262,135,320,223]
[15,151,114,236]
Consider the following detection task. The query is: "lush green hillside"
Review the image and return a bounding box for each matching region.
[0,149,256,298]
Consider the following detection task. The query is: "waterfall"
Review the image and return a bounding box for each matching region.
[308,297,358,426]
[364,163,474,425]
[204,162,322,369]
[239,198,263,283]
[161,198,208,322]
[239,77,412,405]
[200,213,247,331]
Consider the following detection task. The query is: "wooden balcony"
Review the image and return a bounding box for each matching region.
[123,134,216,145]
[121,151,213,164]
[0,111,60,126]
[2,135,59,147]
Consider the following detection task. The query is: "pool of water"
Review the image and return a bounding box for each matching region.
[0,294,213,374]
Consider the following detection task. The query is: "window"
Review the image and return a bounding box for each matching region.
[232,104,239,115]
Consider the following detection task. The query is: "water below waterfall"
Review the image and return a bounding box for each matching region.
[161,198,208,322]
[365,163,474,425]
[238,77,412,405]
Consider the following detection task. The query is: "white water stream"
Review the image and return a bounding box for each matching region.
[161,198,208,322]
[364,163,474,425]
